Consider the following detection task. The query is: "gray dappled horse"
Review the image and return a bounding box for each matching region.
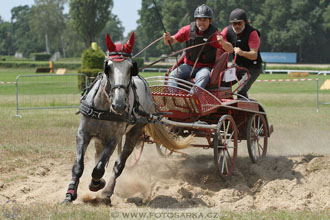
[63,33,190,205]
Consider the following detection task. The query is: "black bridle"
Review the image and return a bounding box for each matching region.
[104,58,133,98]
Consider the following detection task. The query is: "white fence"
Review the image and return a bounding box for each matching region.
[13,70,329,115]
[15,73,87,117]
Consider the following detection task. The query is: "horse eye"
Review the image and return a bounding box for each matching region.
[104,61,113,75]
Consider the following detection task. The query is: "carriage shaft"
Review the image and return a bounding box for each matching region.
[160,118,217,130]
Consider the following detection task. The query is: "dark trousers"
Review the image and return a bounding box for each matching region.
[237,66,261,98]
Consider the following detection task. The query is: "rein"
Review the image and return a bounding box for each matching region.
[100,82,110,103]
[132,36,163,59]
[138,39,219,71]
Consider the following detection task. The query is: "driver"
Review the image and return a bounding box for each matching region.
[220,8,263,99]
[163,4,233,90]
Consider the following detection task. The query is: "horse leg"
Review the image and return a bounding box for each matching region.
[89,139,116,192]
[94,139,103,163]
[87,139,107,191]
[63,128,91,204]
[101,124,144,205]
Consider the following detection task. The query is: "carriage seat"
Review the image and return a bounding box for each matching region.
[166,50,229,90]
[206,51,229,89]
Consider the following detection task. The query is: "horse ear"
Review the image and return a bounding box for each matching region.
[126,32,135,53]
[106,33,116,52]
[131,61,139,76]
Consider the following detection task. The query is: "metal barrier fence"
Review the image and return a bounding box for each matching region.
[316,71,330,112]
[264,69,330,74]
[142,67,330,75]
[15,73,87,117]
[13,71,329,115]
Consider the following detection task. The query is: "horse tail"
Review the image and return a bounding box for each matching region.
[145,124,192,151]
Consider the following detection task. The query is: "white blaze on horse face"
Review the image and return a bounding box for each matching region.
[108,60,132,114]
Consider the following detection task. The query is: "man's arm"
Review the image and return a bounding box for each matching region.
[234,30,260,60]
[234,47,258,60]
[217,35,233,53]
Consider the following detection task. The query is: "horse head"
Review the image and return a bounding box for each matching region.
[104,32,139,115]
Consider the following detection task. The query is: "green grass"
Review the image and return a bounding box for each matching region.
[0,68,36,81]
[1,68,329,110]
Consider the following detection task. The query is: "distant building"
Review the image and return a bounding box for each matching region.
[15,52,23,58]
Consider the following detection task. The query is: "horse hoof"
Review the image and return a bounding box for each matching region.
[62,194,73,205]
[89,178,106,192]
[62,198,73,205]
[104,197,111,206]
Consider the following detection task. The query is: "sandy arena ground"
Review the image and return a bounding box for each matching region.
[1,135,329,211]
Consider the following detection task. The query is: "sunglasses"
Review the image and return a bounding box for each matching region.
[232,21,244,26]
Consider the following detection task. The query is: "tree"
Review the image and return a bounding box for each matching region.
[61,20,86,57]
[98,14,124,52]
[29,0,67,54]
[259,0,330,62]
[11,5,43,57]
[0,19,13,55]
[70,0,113,48]
[1,0,329,63]
[323,3,330,31]
[135,0,165,58]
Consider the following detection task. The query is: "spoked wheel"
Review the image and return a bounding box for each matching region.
[156,143,173,157]
[246,114,268,163]
[213,115,238,179]
[117,136,144,168]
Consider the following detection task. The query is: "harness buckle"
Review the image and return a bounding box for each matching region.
[87,108,94,116]
[97,112,104,119]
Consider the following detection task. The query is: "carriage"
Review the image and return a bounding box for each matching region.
[129,51,273,179]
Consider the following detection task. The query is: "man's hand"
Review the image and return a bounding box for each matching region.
[217,35,234,53]
[163,32,171,41]
[234,47,243,56]
[217,35,224,45]
[234,47,258,60]
[163,32,174,45]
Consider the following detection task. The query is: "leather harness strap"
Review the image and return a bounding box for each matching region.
[79,100,135,123]
[79,75,152,124]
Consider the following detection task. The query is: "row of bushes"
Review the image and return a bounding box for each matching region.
[0,58,145,69]
[30,53,51,61]
[0,61,81,70]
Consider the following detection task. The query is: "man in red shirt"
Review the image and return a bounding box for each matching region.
[163,4,233,90]
[221,8,263,99]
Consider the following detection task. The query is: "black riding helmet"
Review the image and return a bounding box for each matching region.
[194,4,213,19]
[229,8,247,22]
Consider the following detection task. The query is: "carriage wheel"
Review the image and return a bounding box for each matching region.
[156,143,173,157]
[117,136,144,168]
[213,115,238,179]
[246,114,268,163]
